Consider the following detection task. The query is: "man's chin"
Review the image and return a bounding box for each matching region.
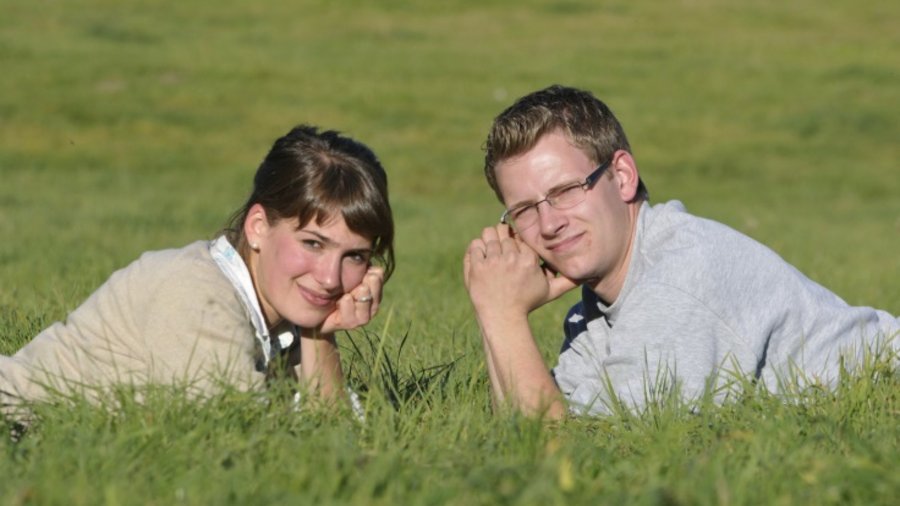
[550,261,590,282]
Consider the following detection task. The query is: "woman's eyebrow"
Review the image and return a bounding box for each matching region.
[302,229,373,252]
[302,229,335,245]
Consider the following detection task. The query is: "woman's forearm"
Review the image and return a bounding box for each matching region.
[299,330,346,402]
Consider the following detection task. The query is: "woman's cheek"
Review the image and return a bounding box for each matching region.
[342,264,369,291]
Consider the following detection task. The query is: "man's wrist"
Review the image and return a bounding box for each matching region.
[475,309,532,340]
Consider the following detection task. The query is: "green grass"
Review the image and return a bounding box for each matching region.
[1,0,898,504]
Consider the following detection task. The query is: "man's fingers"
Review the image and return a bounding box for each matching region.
[546,269,579,301]
[481,226,500,244]
[482,224,522,258]
[467,238,487,255]
[484,235,503,257]
[497,223,515,239]
[500,236,520,254]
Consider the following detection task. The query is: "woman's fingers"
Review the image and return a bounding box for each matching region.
[351,283,374,321]
[362,267,384,317]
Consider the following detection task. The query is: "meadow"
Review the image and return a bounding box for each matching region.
[1,0,898,504]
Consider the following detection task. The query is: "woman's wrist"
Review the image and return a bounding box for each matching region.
[299,326,335,341]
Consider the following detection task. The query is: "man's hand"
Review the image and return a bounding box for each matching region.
[464,224,577,315]
[462,224,573,420]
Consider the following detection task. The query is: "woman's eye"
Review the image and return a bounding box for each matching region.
[346,252,370,265]
[302,240,322,250]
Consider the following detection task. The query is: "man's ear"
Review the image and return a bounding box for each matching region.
[243,203,270,248]
[610,150,640,202]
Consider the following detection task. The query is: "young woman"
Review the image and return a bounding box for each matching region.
[1,125,394,417]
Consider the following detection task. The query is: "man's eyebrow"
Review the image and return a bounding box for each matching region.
[507,196,538,210]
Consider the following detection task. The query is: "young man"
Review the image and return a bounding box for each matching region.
[464,85,898,418]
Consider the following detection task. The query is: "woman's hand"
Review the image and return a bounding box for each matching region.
[317,266,384,336]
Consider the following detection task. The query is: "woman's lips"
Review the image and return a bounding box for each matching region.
[299,285,339,307]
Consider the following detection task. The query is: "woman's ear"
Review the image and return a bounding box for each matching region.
[610,150,640,203]
[243,203,269,250]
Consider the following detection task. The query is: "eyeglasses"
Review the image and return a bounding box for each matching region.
[500,159,611,231]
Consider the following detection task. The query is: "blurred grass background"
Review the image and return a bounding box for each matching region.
[0,0,898,503]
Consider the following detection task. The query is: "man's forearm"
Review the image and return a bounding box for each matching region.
[481,334,505,407]
[477,313,566,419]
[463,223,575,420]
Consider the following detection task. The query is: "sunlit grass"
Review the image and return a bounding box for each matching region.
[1,0,898,503]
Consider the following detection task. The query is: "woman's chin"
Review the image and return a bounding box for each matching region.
[284,307,333,329]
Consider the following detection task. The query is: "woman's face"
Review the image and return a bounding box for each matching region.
[246,204,374,329]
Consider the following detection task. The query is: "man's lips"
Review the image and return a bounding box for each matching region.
[546,232,584,254]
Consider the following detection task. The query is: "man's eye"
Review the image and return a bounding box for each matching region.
[302,240,322,249]
[552,184,580,198]
[550,185,584,205]
[512,205,534,219]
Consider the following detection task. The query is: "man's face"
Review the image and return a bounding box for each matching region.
[495,131,636,294]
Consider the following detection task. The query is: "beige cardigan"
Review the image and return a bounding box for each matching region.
[1,241,276,413]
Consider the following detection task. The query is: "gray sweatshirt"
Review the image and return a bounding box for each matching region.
[553,201,898,415]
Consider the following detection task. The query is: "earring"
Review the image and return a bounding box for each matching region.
[250,242,260,251]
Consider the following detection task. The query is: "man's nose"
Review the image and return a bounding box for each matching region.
[537,200,567,236]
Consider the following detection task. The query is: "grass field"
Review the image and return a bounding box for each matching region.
[1,0,898,504]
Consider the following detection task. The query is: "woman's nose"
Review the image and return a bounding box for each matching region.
[314,254,342,291]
